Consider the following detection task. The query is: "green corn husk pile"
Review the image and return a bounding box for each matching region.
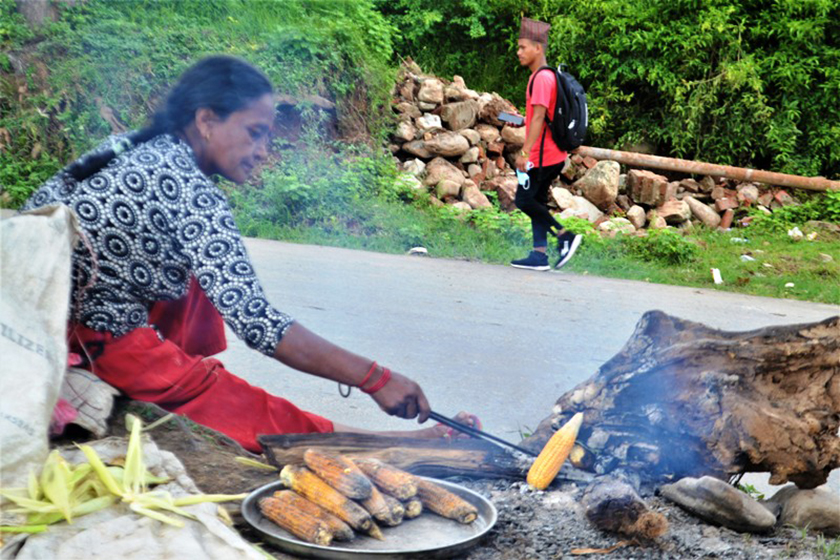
[0,414,247,537]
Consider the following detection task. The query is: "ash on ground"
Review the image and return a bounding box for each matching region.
[458,479,829,560]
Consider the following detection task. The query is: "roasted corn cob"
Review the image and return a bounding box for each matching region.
[415,478,478,524]
[569,442,594,470]
[303,449,373,500]
[381,493,406,525]
[526,412,584,490]
[361,485,404,526]
[402,496,423,519]
[272,490,354,541]
[280,464,372,531]
[353,458,417,500]
[258,496,333,546]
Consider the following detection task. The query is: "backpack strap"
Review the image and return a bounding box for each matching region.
[528,66,557,172]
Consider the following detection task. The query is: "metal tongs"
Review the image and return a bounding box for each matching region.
[429,411,537,457]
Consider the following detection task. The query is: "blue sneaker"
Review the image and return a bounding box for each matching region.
[511,250,550,271]
[555,231,582,270]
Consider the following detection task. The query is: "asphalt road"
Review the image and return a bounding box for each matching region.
[217,238,839,493]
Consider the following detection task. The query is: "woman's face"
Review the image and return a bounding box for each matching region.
[198,93,274,184]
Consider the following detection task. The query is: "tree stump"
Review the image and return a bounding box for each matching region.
[522,311,840,488]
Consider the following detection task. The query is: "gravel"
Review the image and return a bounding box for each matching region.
[457,479,829,560]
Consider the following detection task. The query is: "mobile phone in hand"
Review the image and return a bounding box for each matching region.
[498,111,525,126]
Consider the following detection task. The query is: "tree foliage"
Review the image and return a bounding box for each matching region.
[380,0,840,178]
[1,0,397,205]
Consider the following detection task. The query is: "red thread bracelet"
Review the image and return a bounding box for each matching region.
[358,361,378,388]
[363,368,391,395]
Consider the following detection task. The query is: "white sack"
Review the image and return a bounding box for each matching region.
[0,205,78,487]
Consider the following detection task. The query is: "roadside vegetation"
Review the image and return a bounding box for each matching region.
[2,0,838,305]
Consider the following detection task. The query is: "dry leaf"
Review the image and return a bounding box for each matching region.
[570,540,633,555]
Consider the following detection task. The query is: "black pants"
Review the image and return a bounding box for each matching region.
[514,163,564,248]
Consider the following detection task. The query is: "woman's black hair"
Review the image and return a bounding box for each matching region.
[67,55,273,181]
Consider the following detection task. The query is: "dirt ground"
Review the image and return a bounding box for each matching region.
[92,401,834,560]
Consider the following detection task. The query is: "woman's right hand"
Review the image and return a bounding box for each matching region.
[368,369,431,423]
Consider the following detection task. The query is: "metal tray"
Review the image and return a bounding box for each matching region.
[242,478,497,559]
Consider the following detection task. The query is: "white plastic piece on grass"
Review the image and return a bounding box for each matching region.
[785,282,795,288]
[787,227,804,241]
[711,268,723,284]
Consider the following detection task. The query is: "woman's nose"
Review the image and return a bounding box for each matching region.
[255,139,268,160]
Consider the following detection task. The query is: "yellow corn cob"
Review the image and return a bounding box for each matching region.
[361,485,404,527]
[280,464,372,531]
[415,478,478,524]
[353,458,417,500]
[303,449,373,500]
[272,490,354,541]
[258,496,333,546]
[381,493,405,526]
[526,412,584,490]
[402,496,423,519]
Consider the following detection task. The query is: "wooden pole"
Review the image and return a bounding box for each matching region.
[575,146,840,192]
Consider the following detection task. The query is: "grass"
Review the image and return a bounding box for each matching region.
[564,225,840,305]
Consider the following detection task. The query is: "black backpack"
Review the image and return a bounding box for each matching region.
[528,65,588,161]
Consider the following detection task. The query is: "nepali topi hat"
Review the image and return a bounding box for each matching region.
[519,17,550,45]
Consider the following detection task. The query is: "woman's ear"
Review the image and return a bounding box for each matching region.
[194,107,221,141]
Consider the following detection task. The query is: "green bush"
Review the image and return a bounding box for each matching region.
[749,190,840,232]
[623,228,699,265]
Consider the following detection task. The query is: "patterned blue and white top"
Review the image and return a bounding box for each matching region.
[22,133,293,356]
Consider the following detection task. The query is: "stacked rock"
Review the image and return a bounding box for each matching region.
[390,59,798,235]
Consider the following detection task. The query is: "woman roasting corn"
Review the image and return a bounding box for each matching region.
[22,55,477,452]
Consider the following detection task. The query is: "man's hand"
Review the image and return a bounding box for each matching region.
[370,369,431,423]
[515,154,530,171]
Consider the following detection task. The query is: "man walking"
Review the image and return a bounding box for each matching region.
[511,17,582,271]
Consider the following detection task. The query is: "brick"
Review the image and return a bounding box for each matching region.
[486,141,505,155]
[582,156,598,169]
[679,179,701,193]
[774,190,795,206]
[719,209,735,229]
[561,161,577,182]
[757,192,774,207]
[715,197,739,212]
[628,169,669,206]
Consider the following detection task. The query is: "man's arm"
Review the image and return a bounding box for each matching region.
[515,105,547,171]
[273,322,431,422]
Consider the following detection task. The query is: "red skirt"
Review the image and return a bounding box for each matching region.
[69,278,333,452]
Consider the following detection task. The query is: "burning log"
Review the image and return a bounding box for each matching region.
[581,470,668,540]
[523,311,840,489]
[259,432,525,479]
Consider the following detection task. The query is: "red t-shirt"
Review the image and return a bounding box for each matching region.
[526,69,567,167]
